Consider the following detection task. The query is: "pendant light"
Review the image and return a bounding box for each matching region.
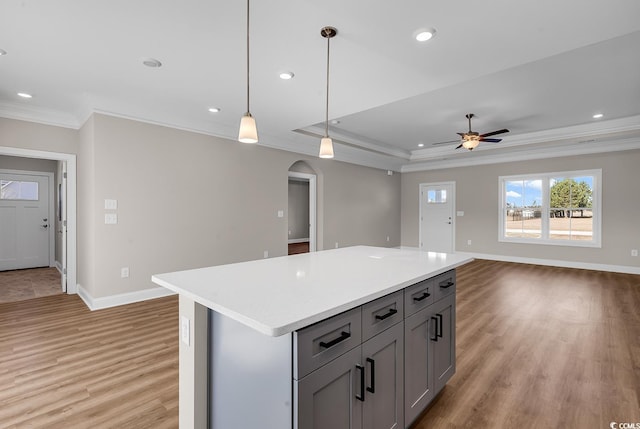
[319,26,337,158]
[238,0,258,143]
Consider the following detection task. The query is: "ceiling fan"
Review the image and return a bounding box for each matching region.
[455,113,509,150]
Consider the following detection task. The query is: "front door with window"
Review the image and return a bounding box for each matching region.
[419,182,455,253]
[0,172,51,271]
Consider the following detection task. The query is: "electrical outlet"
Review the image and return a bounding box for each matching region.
[264,250,269,258]
[632,249,638,257]
[181,316,190,346]
[467,240,472,246]
[335,242,339,249]
[386,236,390,242]
[121,267,129,278]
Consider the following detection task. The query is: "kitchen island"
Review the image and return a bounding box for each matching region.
[152,246,473,428]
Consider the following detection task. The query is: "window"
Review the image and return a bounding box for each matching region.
[499,169,601,247]
[427,189,447,204]
[0,180,39,200]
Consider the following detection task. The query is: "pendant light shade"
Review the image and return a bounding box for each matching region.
[319,26,337,158]
[319,137,334,158]
[238,0,258,144]
[239,113,258,143]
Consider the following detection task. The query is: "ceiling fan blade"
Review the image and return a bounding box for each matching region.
[479,128,509,138]
[456,132,465,137]
[480,138,502,143]
[431,139,459,146]
[455,144,463,149]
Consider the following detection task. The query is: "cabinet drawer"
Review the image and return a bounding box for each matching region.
[361,290,403,342]
[433,270,456,302]
[404,279,434,317]
[293,307,362,380]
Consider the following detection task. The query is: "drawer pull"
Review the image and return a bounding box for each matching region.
[319,331,351,349]
[440,281,454,289]
[430,316,439,342]
[413,291,431,302]
[356,364,365,402]
[366,357,375,394]
[436,313,443,338]
[375,308,397,321]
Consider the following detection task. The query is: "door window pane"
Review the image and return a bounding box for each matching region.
[0,180,39,200]
[427,189,447,204]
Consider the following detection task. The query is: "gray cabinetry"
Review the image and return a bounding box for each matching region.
[295,346,363,429]
[362,321,404,429]
[432,294,455,393]
[404,305,434,425]
[295,292,405,429]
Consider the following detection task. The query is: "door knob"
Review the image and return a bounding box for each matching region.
[41,224,49,228]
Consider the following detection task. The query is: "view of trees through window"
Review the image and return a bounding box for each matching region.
[501,171,598,245]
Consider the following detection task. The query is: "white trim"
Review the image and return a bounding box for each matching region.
[455,251,640,275]
[288,171,317,252]
[288,238,310,244]
[418,181,456,253]
[55,260,63,273]
[77,283,176,311]
[0,146,77,294]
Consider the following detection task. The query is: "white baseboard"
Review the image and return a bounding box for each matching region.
[76,284,176,311]
[288,238,310,244]
[54,261,63,273]
[455,251,640,275]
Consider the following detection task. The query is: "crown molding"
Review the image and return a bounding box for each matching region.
[401,136,640,173]
[0,101,82,129]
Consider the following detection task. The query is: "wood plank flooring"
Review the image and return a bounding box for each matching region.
[0,261,638,428]
[413,260,640,429]
[0,294,178,428]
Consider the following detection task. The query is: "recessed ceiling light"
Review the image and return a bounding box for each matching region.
[142,57,162,68]
[0,49,7,56]
[592,113,604,119]
[279,71,294,80]
[415,28,436,42]
[418,143,425,147]
[330,119,340,125]
[208,107,221,113]
[17,92,33,99]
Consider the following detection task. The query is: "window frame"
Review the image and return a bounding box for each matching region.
[498,169,602,248]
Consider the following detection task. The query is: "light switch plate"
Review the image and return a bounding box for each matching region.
[104,199,118,210]
[457,211,465,217]
[104,213,118,224]
[181,316,190,346]
[277,210,284,218]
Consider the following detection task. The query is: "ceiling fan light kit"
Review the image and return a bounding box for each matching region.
[456,113,509,151]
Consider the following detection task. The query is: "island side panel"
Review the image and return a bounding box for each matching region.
[210,310,293,429]
[179,295,209,428]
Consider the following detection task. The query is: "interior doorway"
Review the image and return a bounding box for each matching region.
[288,171,317,255]
[419,182,456,253]
[0,146,77,294]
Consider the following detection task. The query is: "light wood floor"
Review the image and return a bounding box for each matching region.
[0,261,638,428]
[0,294,178,428]
[0,267,62,303]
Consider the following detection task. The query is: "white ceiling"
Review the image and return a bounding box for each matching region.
[1,0,639,171]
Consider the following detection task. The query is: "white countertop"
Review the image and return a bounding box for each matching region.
[152,246,473,337]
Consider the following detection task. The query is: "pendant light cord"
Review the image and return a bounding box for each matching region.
[325,34,330,137]
[246,0,250,114]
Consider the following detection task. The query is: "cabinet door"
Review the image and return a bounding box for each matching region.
[295,346,363,429]
[362,322,404,429]
[432,294,456,394]
[404,307,434,426]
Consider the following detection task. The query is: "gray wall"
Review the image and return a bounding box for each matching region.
[288,180,310,240]
[401,149,640,269]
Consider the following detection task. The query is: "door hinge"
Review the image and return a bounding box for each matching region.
[63,220,67,227]
[63,172,67,179]
[63,268,67,275]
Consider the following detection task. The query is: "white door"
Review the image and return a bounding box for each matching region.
[419,182,455,253]
[60,163,68,291]
[0,172,51,271]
